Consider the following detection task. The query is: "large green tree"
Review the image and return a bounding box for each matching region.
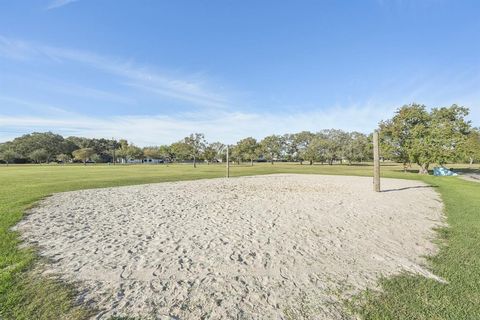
[259,135,283,164]
[380,104,471,174]
[183,133,207,168]
[235,137,258,166]
[8,132,66,162]
[293,131,316,164]
[343,132,371,164]
[302,134,325,165]
[170,141,191,162]
[320,129,350,165]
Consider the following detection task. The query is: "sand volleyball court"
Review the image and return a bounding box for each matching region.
[16,174,444,319]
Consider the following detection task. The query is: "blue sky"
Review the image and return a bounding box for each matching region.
[0,0,479,145]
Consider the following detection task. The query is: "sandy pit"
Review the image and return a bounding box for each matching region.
[16,174,444,319]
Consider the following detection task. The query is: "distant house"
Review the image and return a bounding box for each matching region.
[124,157,164,164]
[142,157,164,164]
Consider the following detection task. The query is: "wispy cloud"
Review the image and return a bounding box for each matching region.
[0,36,38,60]
[0,35,234,109]
[46,0,79,10]
[0,101,397,146]
[40,46,233,109]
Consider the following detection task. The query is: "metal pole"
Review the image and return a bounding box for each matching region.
[226,145,230,178]
[373,130,381,192]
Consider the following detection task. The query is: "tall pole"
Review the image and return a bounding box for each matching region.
[226,145,230,178]
[112,137,116,165]
[373,130,381,192]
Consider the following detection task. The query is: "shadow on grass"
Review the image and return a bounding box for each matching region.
[382,185,439,192]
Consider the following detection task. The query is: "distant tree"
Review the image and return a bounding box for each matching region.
[90,138,116,162]
[91,154,105,163]
[142,146,172,162]
[380,104,471,173]
[126,145,144,162]
[235,137,259,166]
[282,134,297,162]
[65,136,91,149]
[293,131,315,164]
[183,133,207,168]
[343,132,370,164]
[56,153,71,164]
[302,134,325,165]
[209,142,226,162]
[230,144,242,164]
[115,140,129,163]
[0,149,19,166]
[260,135,283,164]
[9,132,66,162]
[29,149,49,164]
[158,145,173,162]
[72,148,96,165]
[203,145,218,164]
[63,137,81,155]
[321,129,350,165]
[170,141,191,162]
[110,139,120,164]
[143,147,162,159]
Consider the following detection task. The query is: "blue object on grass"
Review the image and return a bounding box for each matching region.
[433,167,458,176]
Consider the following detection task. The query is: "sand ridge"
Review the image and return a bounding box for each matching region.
[16,174,444,319]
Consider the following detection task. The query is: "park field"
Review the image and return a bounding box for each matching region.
[1,162,479,319]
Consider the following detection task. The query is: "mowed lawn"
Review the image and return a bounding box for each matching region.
[0,163,479,319]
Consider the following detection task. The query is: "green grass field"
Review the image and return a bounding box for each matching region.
[0,163,479,319]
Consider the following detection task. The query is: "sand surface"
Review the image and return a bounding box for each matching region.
[16,174,444,319]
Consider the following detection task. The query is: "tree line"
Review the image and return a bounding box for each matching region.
[0,130,372,166]
[0,104,479,172]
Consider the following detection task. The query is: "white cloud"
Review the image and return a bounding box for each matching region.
[1,35,478,146]
[0,104,395,146]
[46,0,79,10]
[0,36,38,60]
[0,35,234,110]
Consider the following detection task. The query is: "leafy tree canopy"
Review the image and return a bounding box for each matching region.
[380,104,472,173]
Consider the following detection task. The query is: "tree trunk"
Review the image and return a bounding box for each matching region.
[193,156,196,168]
[418,163,429,174]
[469,157,474,168]
[251,159,253,166]
[309,160,313,165]
[271,159,274,165]
[300,160,303,165]
[83,159,87,166]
